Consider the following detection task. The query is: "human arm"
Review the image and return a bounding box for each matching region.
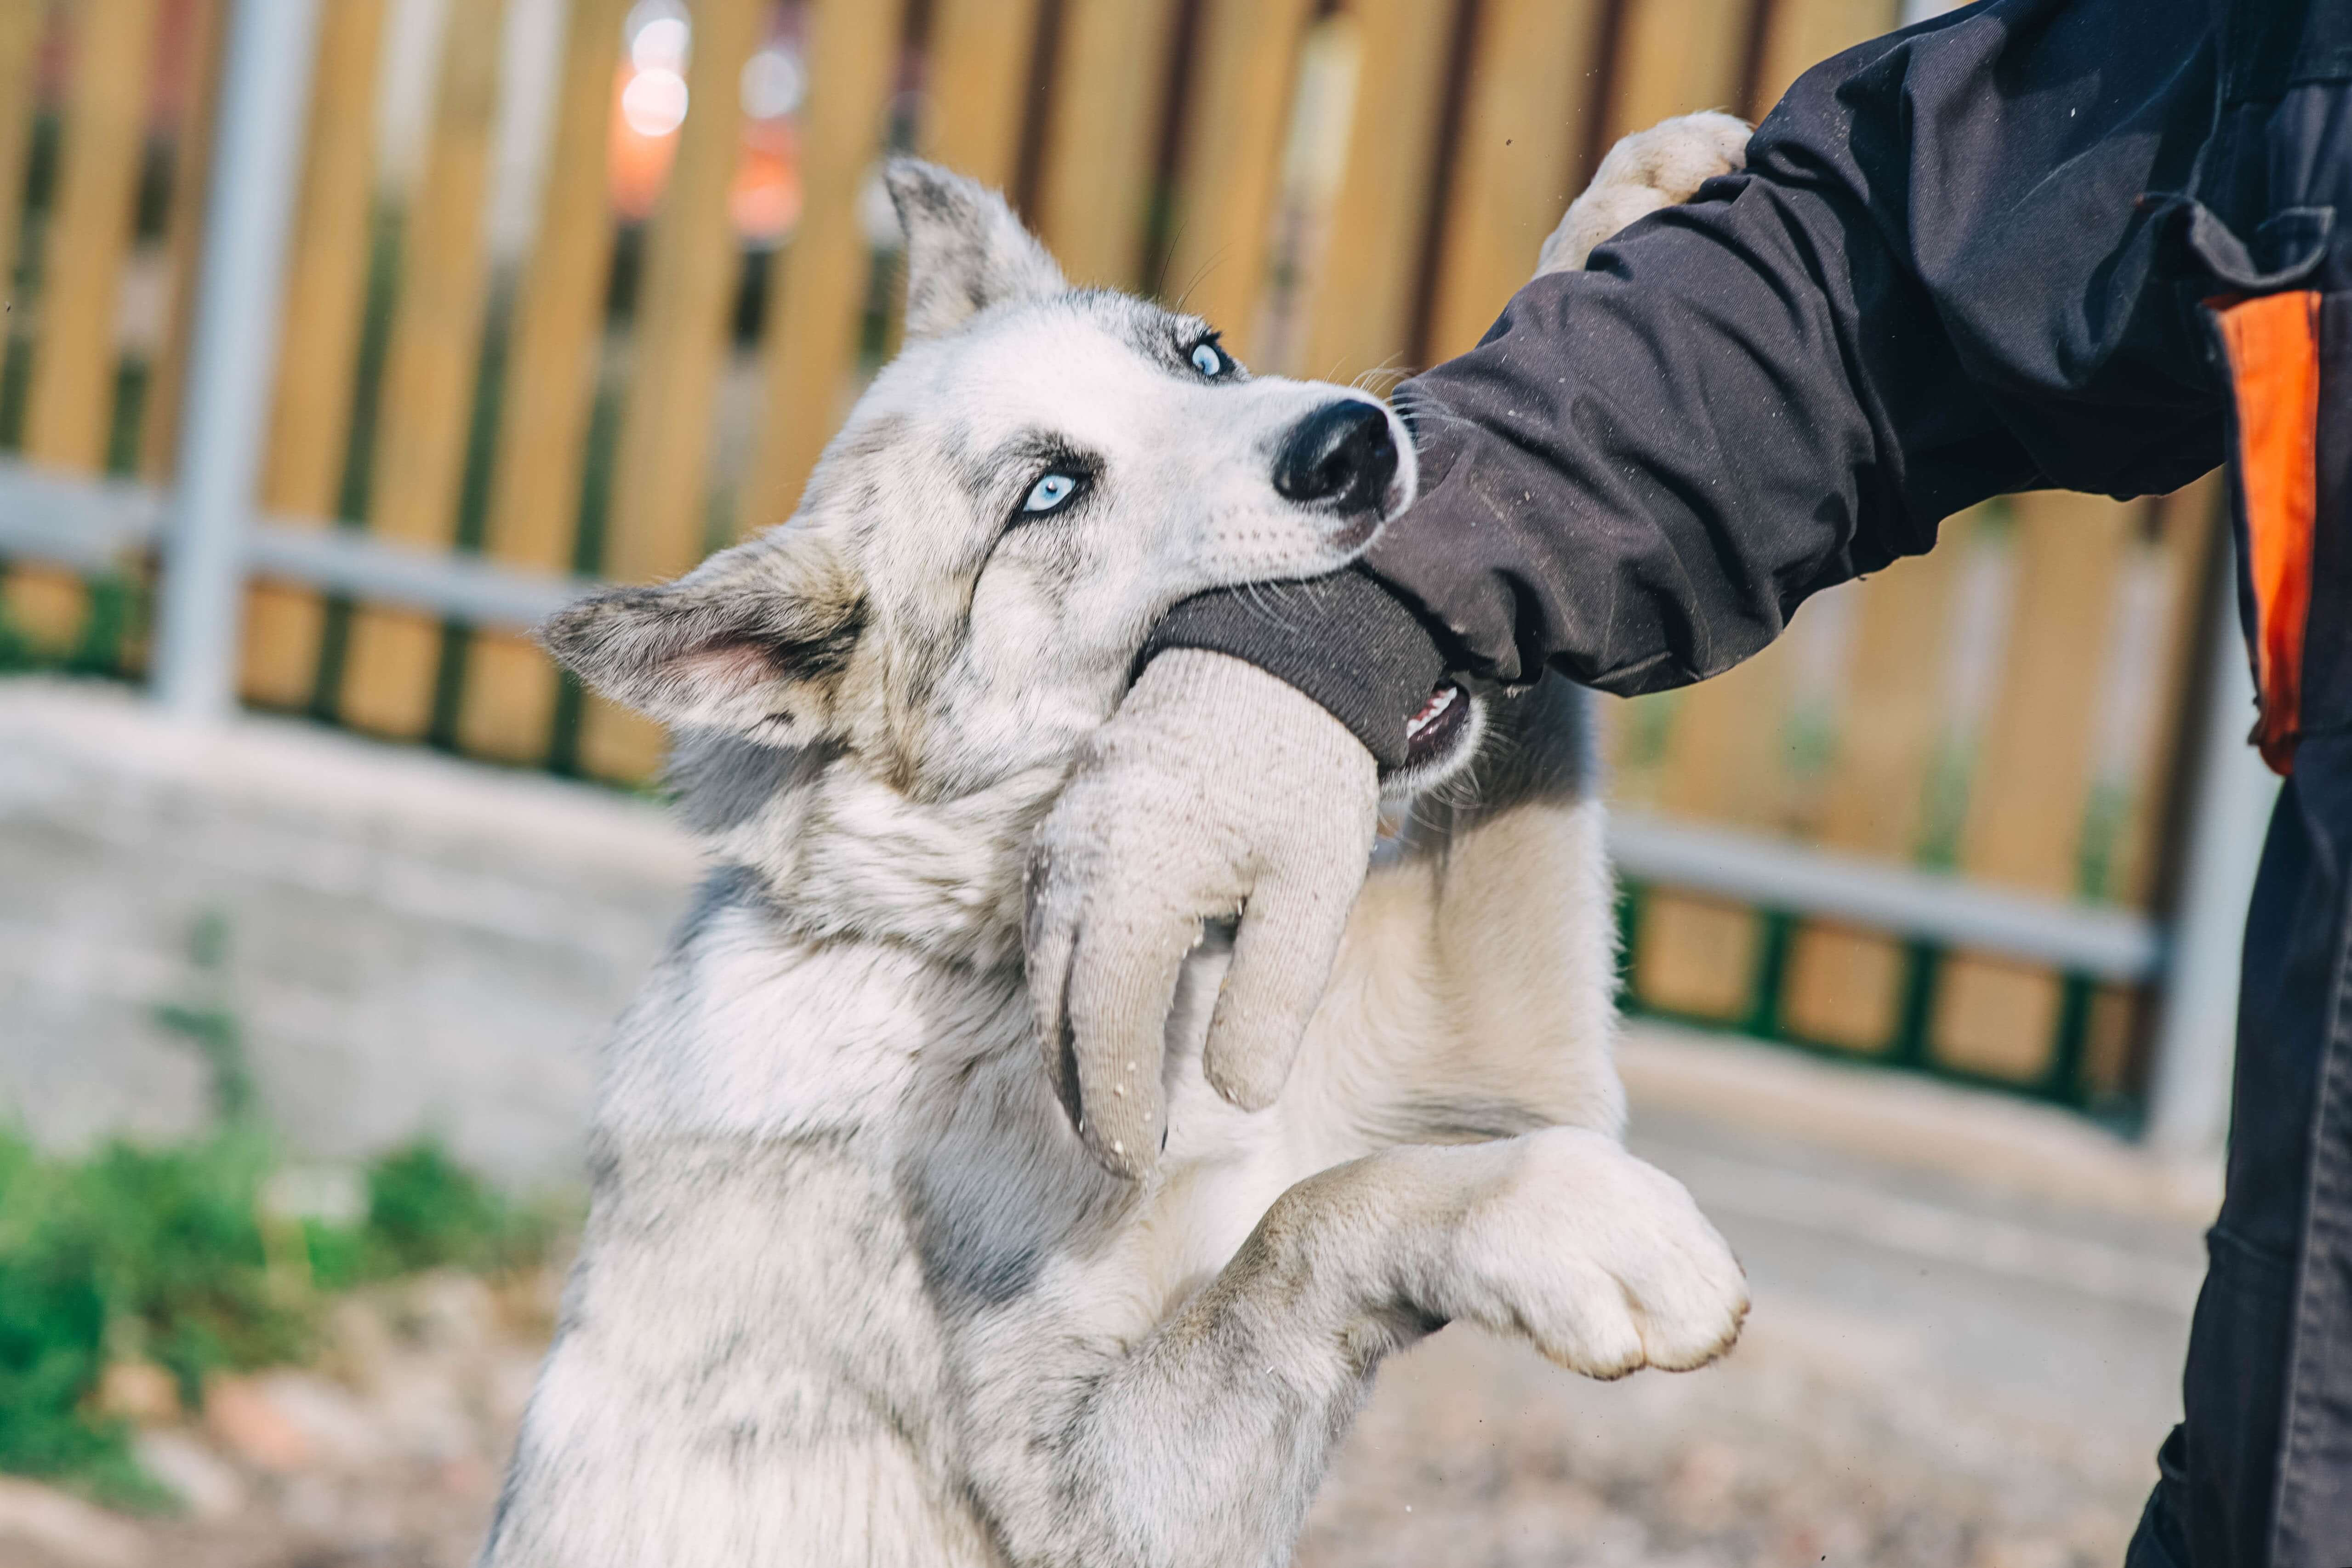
[1157,0,2224,745]
[1036,0,2227,1174]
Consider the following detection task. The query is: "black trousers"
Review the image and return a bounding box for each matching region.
[2131,10,2352,1562]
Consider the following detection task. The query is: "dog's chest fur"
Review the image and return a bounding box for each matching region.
[491,871,1290,1568]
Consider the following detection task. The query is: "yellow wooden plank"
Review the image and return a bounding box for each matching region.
[576,0,769,782]
[1634,640,1794,1020]
[1634,892,1764,1019]
[1600,0,1754,146]
[1031,0,1179,289]
[1950,501,2139,878]
[1422,0,1610,362]
[11,0,163,650]
[738,0,904,534]
[2110,472,2227,906]
[1748,0,1897,114]
[337,0,510,739]
[2082,982,2139,1102]
[1781,529,1968,1049]
[1294,0,1458,386]
[1931,492,2139,1081]
[921,0,1043,194]
[136,0,223,481]
[2074,475,2224,1103]
[457,0,631,764]
[239,0,387,710]
[0,2,51,396]
[1158,0,1317,360]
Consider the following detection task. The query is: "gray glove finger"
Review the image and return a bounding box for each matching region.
[1063,903,1199,1177]
[1201,843,1373,1113]
[1023,838,1087,1125]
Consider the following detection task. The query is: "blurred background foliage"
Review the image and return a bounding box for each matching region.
[0,908,560,1507]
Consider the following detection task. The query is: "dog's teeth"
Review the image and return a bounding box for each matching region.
[1406,685,1458,739]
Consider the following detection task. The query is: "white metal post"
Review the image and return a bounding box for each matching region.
[150,0,320,721]
[2145,559,2283,1154]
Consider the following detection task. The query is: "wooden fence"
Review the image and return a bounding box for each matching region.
[0,0,2221,1116]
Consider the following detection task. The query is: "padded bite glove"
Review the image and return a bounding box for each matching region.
[1025,650,1379,1178]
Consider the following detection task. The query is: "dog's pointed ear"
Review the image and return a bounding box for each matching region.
[538,529,863,747]
[886,158,1065,340]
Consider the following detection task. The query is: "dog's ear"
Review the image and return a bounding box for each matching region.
[538,529,863,747]
[886,158,1065,340]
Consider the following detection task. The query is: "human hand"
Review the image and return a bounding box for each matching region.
[1025,650,1379,1177]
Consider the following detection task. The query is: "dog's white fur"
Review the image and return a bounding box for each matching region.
[486,119,1751,1568]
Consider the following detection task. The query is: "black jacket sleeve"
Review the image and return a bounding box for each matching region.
[1148,0,2227,762]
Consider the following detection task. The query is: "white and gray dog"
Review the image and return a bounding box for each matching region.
[484,114,1754,1568]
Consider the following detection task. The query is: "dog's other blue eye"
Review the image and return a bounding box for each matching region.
[1023,473,1078,513]
[1190,342,1224,377]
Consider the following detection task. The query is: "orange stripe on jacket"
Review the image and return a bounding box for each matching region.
[2214,290,2323,776]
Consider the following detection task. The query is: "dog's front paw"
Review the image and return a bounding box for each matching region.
[1444,1127,1748,1379]
[1535,110,1752,276]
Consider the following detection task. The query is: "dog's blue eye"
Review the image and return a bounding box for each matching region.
[1023,472,1079,513]
[1190,342,1224,377]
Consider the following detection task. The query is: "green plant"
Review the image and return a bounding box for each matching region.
[0,1126,297,1509]
[350,1138,552,1285]
[0,1126,561,1509]
[0,916,567,1507]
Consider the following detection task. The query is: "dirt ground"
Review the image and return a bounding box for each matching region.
[1298,1291,2154,1568]
[7,1028,2202,1568]
[2,1260,2158,1568]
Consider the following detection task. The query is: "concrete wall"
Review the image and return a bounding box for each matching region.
[0,678,701,1187]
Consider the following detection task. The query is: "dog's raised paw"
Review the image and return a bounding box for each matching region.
[1535,110,1753,276]
[1444,1126,1750,1379]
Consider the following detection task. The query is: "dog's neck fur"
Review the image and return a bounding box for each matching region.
[672,731,1068,969]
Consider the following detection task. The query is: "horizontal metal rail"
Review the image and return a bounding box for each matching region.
[1607,810,2163,981]
[0,456,2167,982]
[0,459,595,631]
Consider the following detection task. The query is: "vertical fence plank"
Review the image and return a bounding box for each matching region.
[1931,491,2139,1082]
[138,0,225,481]
[739,0,905,537]
[1294,0,1458,385]
[11,0,163,650]
[1780,529,1969,1049]
[1160,0,1316,360]
[2112,473,2228,908]
[1600,0,1755,147]
[0,1,43,395]
[1032,0,1179,289]
[576,0,768,781]
[2081,475,2225,1102]
[1748,0,1896,114]
[337,0,511,738]
[239,0,386,709]
[1423,0,1609,363]
[921,0,1043,192]
[1634,640,1796,1019]
[457,0,631,764]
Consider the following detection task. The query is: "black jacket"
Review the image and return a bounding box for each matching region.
[1151,0,2231,767]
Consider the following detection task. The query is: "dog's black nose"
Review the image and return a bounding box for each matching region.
[1273,399,1398,512]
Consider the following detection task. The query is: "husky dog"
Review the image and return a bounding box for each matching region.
[484,115,1752,1568]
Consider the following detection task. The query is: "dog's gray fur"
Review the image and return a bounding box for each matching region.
[487,128,1749,1568]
